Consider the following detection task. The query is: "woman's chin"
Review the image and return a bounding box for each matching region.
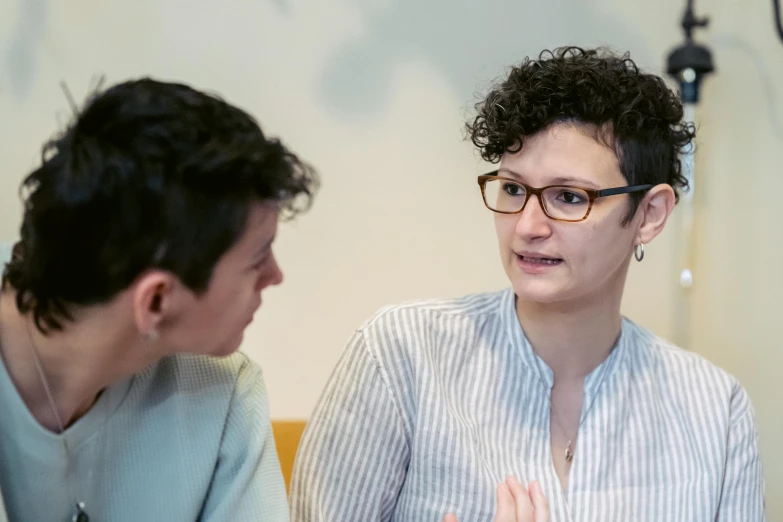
[512,280,569,305]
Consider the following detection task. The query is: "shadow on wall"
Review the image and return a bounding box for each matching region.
[2,0,49,99]
[269,0,290,13]
[2,0,652,115]
[312,0,652,120]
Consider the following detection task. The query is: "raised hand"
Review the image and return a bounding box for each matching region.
[442,477,549,522]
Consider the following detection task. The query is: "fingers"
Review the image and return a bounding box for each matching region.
[494,481,516,522]
[490,477,550,522]
[441,515,459,522]
[528,481,551,522]
[505,476,535,522]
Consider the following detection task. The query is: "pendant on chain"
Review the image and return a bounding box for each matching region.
[564,441,574,463]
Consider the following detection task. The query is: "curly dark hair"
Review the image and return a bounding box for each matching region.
[467,46,695,223]
[2,78,318,333]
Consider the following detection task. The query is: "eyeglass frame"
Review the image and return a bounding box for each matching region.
[477,170,654,222]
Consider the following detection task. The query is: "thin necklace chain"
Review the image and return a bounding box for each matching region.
[23,318,90,521]
[26,323,67,434]
[549,405,576,463]
[549,364,615,464]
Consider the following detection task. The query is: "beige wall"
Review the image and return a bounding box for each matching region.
[1,0,781,516]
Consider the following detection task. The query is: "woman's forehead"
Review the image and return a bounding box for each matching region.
[499,126,624,187]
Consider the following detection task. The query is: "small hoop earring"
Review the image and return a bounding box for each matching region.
[634,243,645,262]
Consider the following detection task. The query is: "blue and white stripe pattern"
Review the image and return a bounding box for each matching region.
[290,288,765,521]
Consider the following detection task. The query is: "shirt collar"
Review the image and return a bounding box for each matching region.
[500,287,631,401]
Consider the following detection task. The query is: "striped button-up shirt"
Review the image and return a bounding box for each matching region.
[290,289,765,521]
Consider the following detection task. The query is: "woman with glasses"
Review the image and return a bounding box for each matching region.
[290,47,765,522]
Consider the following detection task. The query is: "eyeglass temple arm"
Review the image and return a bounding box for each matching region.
[595,184,654,197]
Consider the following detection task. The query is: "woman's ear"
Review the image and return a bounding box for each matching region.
[636,184,677,244]
[132,271,176,340]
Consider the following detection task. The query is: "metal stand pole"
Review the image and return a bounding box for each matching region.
[672,102,696,347]
[666,0,713,347]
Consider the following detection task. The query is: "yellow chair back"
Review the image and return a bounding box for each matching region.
[271,420,307,493]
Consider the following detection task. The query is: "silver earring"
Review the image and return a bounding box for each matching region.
[634,243,645,262]
[143,328,159,343]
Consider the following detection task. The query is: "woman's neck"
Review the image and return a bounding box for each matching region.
[0,291,148,432]
[516,291,623,383]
